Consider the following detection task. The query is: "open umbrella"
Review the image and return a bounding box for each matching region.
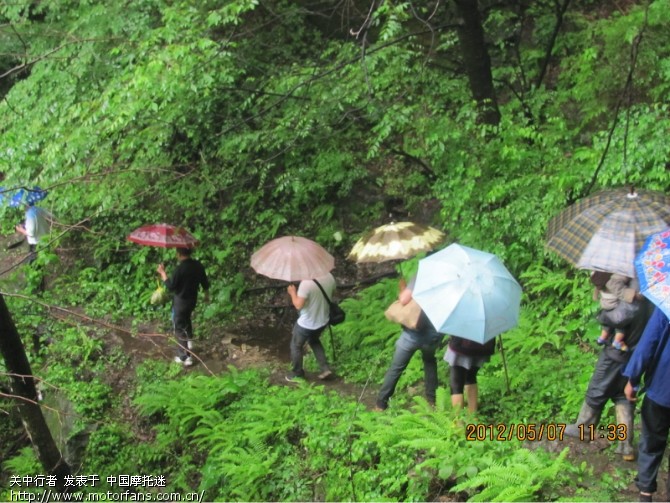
[546,189,670,277]
[251,236,334,282]
[8,186,49,207]
[635,228,670,318]
[347,221,446,263]
[413,243,522,344]
[127,223,199,248]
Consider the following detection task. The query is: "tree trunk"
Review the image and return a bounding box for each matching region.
[453,0,501,126]
[0,294,71,491]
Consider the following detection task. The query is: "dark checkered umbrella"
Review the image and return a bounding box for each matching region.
[546,189,670,277]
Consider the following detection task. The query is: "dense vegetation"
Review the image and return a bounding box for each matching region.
[1,0,670,500]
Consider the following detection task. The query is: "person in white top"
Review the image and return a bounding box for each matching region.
[15,204,50,263]
[285,272,336,381]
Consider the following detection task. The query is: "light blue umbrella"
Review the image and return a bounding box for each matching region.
[413,243,522,343]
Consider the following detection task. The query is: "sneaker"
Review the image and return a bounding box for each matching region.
[285,373,305,383]
[613,341,629,352]
[318,370,333,380]
[372,405,386,412]
[596,336,608,345]
[639,492,652,502]
[174,356,194,366]
[187,340,194,351]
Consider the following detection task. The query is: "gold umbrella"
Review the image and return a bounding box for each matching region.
[347,222,445,263]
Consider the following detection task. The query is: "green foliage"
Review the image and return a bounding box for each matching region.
[452,447,580,502]
[2,447,41,475]
[129,368,586,502]
[3,1,670,500]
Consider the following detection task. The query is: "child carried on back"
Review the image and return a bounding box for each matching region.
[591,271,641,352]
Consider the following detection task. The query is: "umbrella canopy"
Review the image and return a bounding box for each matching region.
[546,189,670,277]
[413,243,522,343]
[347,221,446,263]
[127,223,199,248]
[2,186,49,207]
[635,228,670,318]
[251,236,334,282]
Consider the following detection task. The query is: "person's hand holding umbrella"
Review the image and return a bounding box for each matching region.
[157,263,167,280]
[286,283,305,310]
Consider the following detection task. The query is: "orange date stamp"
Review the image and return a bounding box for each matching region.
[465,423,567,442]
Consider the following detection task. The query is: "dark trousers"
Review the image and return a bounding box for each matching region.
[172,303,194,360]
[290,323,330,376]
[450,365,480,395]
[585,347,629,409]
[28,243,37,264]
[636,396,670,494]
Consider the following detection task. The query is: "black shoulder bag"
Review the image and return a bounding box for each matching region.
[313,279,346,326]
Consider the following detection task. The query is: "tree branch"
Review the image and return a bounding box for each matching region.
[535,0,571,89]
[579,1,650,201]
[216,23,461,137]
[390,148,437,181]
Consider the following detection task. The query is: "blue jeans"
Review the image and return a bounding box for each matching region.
[636,396,670,494]
[376,330,443,409]
[290,323,330,376]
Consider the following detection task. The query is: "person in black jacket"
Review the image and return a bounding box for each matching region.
[157,247,210,366]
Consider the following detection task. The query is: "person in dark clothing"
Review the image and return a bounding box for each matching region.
[157,247,209,366]
[564,297,654,461]
[623,307,670,502]
[445,336,495,412]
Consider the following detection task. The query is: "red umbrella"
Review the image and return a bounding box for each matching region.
[250,236,334,281]
[127,223,199,248]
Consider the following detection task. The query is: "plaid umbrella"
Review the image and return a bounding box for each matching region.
[546,189,670,277]
[347,221,446,263]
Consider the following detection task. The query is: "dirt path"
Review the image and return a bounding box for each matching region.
[108,312,648,502]
[0,235,653,502]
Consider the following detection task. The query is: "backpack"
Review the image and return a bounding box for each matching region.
[313,279,346,326]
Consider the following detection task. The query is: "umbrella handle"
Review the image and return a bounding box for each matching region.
[498,335,511,394]
[327,325,337,362]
